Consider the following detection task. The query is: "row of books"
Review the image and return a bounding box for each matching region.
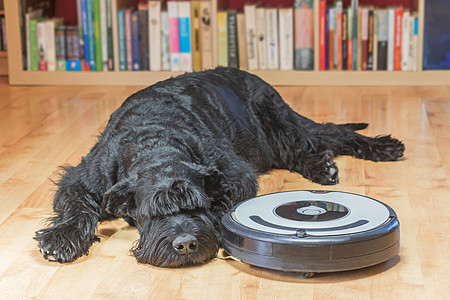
[0,15,6,52]
[319,0,418,71]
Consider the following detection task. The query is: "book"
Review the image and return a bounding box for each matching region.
[328,7,335,69]
[217,11,228,67]
[149,1,161,71]
[93,0,103,71]
[237,12,247,70]
[256,7,267,70]
[351,0,358,70]
[45,18,63,71]
[279,7,294,70]
[244,3,258,70]
[178,1,192,71]
[373,9,378,71]
[131,10,141,71]
[66,26,82,71]
[367,9,374,70]
[294,0,314,70]
[117,9,126,71]
[124,9,133,71]
[387,8,395,71]
[138,2,149,70]
[347,7,353,70]
[25,9,43,71]
[80,0,91,71]
[377,9,388,70]
[394,7,403,71]
[265,7,279,70]
[199,1,213,70]
[412,15,418,71]
[191,1,202,71]
[401,10,410,71]
[55,26,66,71]
[342,9,348,70]
[168,1,180,71]
[361,7,368,70]
[29,17,46,71]
[319,0,326,71]
[99,0,108,71]
[161,11,171,71]
[227,10,239,68]
[326,8,330,70]
[106,0,114,70]
[86,0,96,71]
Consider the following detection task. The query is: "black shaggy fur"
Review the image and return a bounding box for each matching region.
[35,67,404,267]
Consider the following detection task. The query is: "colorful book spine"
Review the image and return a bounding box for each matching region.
[191,1,202,71]
[99,0,108,71]
[347,7,353,71]
[168,1,180,71]
[37,21,47,71]
[352,0,358,70]
[325,8,330,70]
[237,12,247,70]
[55,26,66,71]
[266,7,279,70]
[294,0,314,70]
[217,11,228,67]
[279,7,294,70]
[106,0,114,70]
[387,8,395,71]
[373,10,378,71]
[117,9,126,71]
[45,19,63,71]
[336,1,342,70]
[66,26,82,71]
[394,7,403,71]
[93,0,103,71]
[149,1,161,71]
[178,1,192,71]
[227,10,239,68]
[342,9,348,70]
[319,0,326,71]
[367,9,374,70]
[361,7,368,70]
[124,9,133,71]
[80,0,91,70]
[25,9,43,71]
[328,7,335,69]
[161,11,171,71]
[138,3,149,71]
[131,11,141,71]
[412,16,418,71]
[86,0,96,71]
[401,10,410,71]
[377,10,388,70]
[29,18,43,71]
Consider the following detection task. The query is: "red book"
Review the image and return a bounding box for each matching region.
[394,7,403,71]
[336,5,342,70]
[319,0,326,71]
[348,38,353,70]
[125,9,133,71]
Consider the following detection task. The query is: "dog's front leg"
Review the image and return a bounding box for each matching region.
[35,166,101,263]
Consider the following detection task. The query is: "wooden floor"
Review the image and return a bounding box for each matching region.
[0,76,449,299]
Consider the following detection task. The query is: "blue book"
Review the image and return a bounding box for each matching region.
[131,11,140,71]
[178,1,192,71]
[67,60,83,71]
[80,0,90,70]
[117,10,126,71]
[86,0,96,71]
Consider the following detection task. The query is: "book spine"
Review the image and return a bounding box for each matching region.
[412,16,418,71]
[161,11,171,71]
[55,26,66,71]
[325,8,329,70]
[407,14,414,71]
[401,10,410,71]
[66,26,82,71]
[46,20,61,71]
[106,0,114,70]
[178,1,192,71]
[294,0,314,70]
[387,8,395,71]
[342,10,348,70]
[199,1,213,70]
[347,7,353,71]
[336,1,342,70]
[37,21,47,71]
[168,1,180,71]
[352,0,358,70]
[256,7,267,70]
[125,9,133,71]
[394,7,403,71]
[149,1,161,71]
[244,3,258,70]
[227,10,239,68]
[93,0,103,71]
[131,11,141,71]
[319,0,326,71]
[191,1,202,71]
[328,7,334,69]
[80,0,91,70]
[367,9,374,71]
[361,7,368,71]
[237,12,248,70]
[266,8,278,70]
[279,8,294,70]
[86,0,96,71]
[29,19,40,71]
[117,10,126,71]
[377,10,388,71]
[138,3,149,71]
[217,11,228,67]
[373,10,378,71]
[99,0,108,71]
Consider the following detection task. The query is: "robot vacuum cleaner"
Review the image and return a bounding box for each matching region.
[221,190,400,276]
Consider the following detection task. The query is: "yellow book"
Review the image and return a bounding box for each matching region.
[217,11,228,67]
[191,1,202,71]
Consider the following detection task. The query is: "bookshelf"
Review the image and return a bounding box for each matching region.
[4,0,450,86]
[0,0,7,75]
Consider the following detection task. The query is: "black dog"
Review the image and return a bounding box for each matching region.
[35,67,404,267]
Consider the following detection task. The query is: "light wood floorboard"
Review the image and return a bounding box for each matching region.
[0,77,449,299]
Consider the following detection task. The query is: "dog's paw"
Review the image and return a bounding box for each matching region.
[358,135,405,162]
[304,150,339,185]
[35,226,99,263]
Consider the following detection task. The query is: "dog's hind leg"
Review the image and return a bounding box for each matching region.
[35,166,101,263]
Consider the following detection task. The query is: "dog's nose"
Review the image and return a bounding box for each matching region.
[172,233,198,255]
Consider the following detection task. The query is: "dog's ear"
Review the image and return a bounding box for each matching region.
[101,175,138,219]
[136,179,211,217]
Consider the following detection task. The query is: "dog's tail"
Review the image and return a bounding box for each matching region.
[337,123,369,131]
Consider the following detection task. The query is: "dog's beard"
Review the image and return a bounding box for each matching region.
[132,211,221,267]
